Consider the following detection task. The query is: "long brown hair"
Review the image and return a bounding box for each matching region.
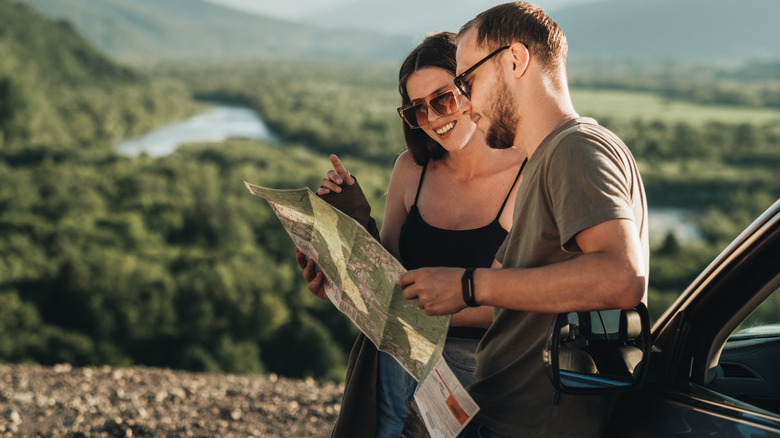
[398,31,457,166]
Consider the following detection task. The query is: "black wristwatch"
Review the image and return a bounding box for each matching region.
[461,267,479,307]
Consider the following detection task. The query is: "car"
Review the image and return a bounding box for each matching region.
[544,198,780,436]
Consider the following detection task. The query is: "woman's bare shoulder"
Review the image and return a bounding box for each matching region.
[492,147,527,173]
[391,150,423,177]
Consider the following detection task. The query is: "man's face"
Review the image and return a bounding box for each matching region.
[456,29,518,149]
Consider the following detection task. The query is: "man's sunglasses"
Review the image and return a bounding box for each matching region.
[454,45,511,100]
[397,88,463,129]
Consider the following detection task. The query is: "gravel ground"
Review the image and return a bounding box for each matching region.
[0,364,342,438]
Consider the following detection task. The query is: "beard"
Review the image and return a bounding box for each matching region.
[484,74,519,150]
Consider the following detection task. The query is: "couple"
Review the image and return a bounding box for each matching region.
[298,2,649,437]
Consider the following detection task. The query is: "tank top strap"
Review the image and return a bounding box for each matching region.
[495,158,528,220]
[413,164,428,206]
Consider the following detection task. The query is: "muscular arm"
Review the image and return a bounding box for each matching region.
[481,218,646,311]
[401,218,646,315]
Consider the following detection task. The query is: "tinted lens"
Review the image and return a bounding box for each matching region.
[429,90,458,117]
[454,76,471,99]
[400,104,425,128]
[398,89,460,128]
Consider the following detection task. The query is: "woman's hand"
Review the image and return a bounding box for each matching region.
[295,248,328,300]
[317,154,356,195]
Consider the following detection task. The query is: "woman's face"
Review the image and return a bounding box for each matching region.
[405,67,479,152]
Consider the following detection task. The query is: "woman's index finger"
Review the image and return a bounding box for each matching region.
[329,154,355,185]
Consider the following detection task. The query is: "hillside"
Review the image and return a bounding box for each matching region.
[0,0,195,151]
[300,0,779,61]
[554,0,779,60]
[12,0,414,63]
[298,0,600,37]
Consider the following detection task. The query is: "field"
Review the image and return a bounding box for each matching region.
[572,88,780,125]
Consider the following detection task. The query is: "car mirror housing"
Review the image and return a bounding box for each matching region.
[543,303,651,394]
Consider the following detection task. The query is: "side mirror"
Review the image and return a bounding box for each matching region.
[543,303,650,394]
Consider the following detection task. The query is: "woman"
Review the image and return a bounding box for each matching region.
[297,32,526,437]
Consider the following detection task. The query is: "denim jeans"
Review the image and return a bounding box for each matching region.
[376,351,417,438]
[441,336,480,388]
[375,336,480,438]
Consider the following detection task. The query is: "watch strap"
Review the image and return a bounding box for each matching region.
[461,267,479,307]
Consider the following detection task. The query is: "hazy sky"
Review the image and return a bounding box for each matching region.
[203,0,599,21]
[204,0,354,20]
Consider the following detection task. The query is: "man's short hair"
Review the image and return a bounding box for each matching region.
[459,2,568,74]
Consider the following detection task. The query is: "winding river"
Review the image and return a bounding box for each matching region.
[116,101,701,243]
[117,101,280,157]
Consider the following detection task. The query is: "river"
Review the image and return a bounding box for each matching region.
[116,101,702,243]
[116,101,280,157]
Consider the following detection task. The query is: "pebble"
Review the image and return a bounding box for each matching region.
[0,364,342,437]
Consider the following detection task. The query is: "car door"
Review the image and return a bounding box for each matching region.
[605,199,780,437]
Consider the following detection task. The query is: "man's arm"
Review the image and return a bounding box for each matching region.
[400,218,646,315]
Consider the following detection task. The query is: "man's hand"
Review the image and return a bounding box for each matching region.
[399,267,468,316]
[295,248,328,300]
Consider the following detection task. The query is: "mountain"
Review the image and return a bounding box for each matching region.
[12,0,415,63]
[297,0,602,38]
[553,0,779,60]
[0,0,194,150]
[13,0,779,63]
[300,0,779,61]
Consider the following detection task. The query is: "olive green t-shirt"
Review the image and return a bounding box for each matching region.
[468,118,648,437]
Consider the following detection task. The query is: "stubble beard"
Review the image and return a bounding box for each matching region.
[484,74,519,150]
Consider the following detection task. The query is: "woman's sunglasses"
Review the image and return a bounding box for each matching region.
[397,88,461,129]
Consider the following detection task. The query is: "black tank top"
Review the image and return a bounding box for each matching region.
[398,159,526,270]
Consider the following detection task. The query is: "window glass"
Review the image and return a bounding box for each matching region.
[733,285,780,336]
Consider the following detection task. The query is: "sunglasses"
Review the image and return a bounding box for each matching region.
[397,87,462,129]
[454,45,511,100]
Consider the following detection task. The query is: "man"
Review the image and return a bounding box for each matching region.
[399,2,649,437]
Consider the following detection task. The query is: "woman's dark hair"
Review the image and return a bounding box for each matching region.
[398,31,457,166]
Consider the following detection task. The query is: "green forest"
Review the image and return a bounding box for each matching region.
[1,0,779,382]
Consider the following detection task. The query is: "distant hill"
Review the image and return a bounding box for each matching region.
[553,0,779,60]
[0,0,194,151]
[300,0,779,61]
[12,0,415,63]
[297,0,601,39]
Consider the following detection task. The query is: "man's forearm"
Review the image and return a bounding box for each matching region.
[476,252,646,313]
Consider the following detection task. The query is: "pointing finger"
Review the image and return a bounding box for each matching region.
[329,154,355,186]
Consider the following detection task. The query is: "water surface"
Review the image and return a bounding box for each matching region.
[117,102,279,156]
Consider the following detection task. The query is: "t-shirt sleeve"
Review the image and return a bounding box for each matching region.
[548,134,636,253]
[495,237,508,264]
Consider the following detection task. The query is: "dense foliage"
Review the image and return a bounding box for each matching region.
[155,61,406,166]
[0,140,391,380]
[13,0,412,63]
[1,2,778,380]
[0,0,197,151]
[149,61,780,327]
[570,58,780,109]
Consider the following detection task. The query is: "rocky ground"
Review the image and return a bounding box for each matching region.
[0,364,342,437]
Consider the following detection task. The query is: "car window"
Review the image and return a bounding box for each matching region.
[709,284,780,416]
[733,285,780,336]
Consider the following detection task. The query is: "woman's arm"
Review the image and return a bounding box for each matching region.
[379,152,418,260]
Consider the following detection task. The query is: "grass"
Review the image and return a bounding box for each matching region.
[571,88,780,125]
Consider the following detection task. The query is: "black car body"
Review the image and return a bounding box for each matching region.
[546,198,780,437]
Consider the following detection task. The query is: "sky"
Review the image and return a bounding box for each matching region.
[203,0,355,20]
[203,0,600,22]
